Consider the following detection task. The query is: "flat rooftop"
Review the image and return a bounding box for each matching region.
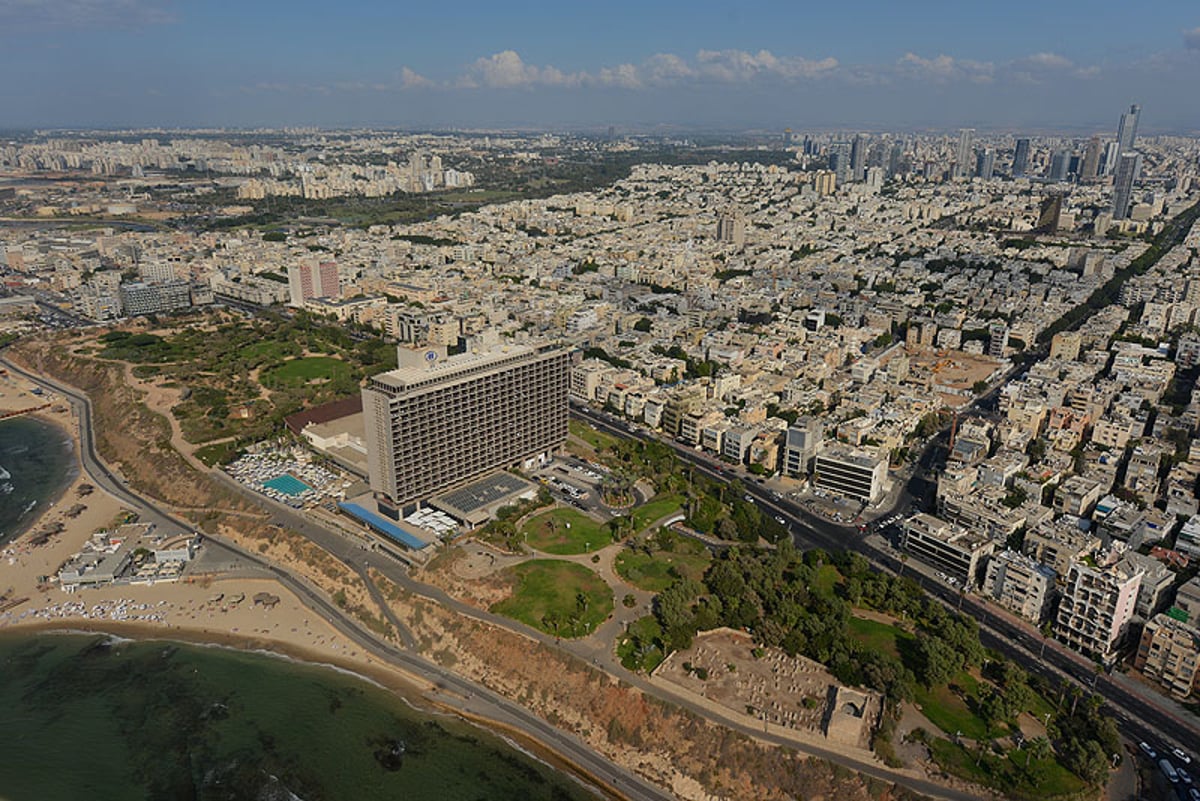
[369,343,562,394]
[430,471,539,526]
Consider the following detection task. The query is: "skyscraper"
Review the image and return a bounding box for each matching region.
[1048,149,1071,182]
[849,134,867,182]
[1102,141,1120,176]
[716,214,746,247]
[1080,135,1102,182]
[887,142,905,178]
[953,128,975,179]
[828,141,852,185]
[1111,152,1142,221]
[1116,104,1141,155]
[1012,138,1031,177]
[975,148,995,180]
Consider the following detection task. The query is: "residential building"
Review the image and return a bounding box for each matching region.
[118,279,192,317]
[1175,577,1200,624]
[1177,515,1200,559]
[287,260,339,307]
[1124,551,1176,618]
[1135,614,1200,700]
[1025,518,1102,579]
[782,417,823,478]
[983,549,1058,623]
[1054,554,1144,665]
[1054,475,1103,517]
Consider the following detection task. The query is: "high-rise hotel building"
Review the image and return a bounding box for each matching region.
[362,343,570,512]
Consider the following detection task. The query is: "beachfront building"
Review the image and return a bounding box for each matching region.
[362,341,570,513]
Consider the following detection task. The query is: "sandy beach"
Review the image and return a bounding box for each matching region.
[0,367,391,683]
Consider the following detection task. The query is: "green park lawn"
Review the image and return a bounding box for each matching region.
[520,507,610,554]
[616,615,667,672]
[846,615,912,658]
[490,560,613,638]
[629,494,685,532]
[812,564,842,596]
[927,737,1086,800]
[614,539,712,592]
[263,356,352,385]
[568,420,619,453]
[913,671,993,741]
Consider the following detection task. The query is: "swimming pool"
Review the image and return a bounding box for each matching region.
[262,474,313,496]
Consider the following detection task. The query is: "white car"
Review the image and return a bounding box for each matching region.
[1176,749,1194,766]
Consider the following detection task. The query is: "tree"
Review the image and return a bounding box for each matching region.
[1025,736,1051,768]
[914,636,960,687]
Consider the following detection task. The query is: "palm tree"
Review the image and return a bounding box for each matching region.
[1025,736,1051,768]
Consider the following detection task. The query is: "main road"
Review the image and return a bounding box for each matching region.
[0,353,674,801]
[570,404,1200,760]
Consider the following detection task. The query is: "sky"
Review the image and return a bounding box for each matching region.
[1,0,1198,132]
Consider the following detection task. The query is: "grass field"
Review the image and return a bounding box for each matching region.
[520,507,610,554]
[616,615,667,672]
[846,615,912,658]
[614,539,712,592]
[927,737,1086,800]
[629,494,685,532]
[264,356,352,385]
[812,564,842,596]
[491,560,613,638]
[568,420,619,453]
[913,671,992,740]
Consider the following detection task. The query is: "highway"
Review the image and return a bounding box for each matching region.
[0,354,673,801]
[570,404,1200,762]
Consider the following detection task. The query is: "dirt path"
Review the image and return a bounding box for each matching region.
[122,362,209,471]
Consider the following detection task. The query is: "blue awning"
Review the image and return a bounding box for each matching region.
[338,502,428,550]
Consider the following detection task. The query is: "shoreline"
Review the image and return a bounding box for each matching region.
[0,411,80,549]
[1,620,623,801]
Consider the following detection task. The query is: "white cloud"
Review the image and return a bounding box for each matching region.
[897,52,995,83]
[0,0,174,29]
[694,49,838,82]
[456,48,837,91]
[1185,27,1200,50]
[399,66,433,90]
[463,50,585,89]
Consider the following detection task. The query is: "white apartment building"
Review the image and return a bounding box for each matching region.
[983,549,1058,624]
[1054,555,1144,665]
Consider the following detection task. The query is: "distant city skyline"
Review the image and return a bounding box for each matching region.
[1,0,1198,131]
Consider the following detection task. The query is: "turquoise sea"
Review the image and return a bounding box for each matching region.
[0,415,76,546]
[0,633,601,801]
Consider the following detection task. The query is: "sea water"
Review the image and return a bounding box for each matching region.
[0,632,600,801]
[0,416,76,546]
